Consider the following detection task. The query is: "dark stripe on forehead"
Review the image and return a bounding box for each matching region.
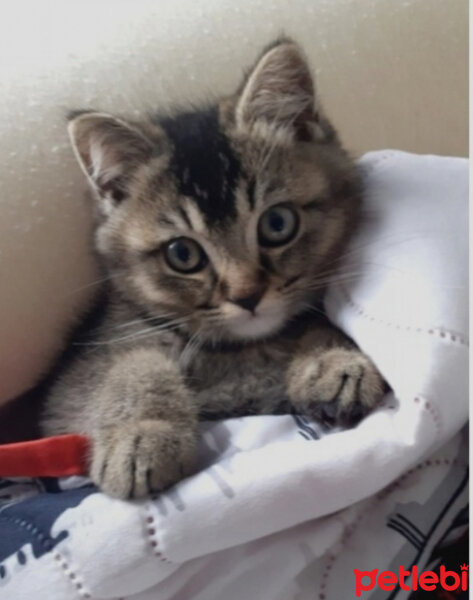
[177,206,193,230]
[157,214,176,227]
[247,179,256,209]
[156,106,241,224]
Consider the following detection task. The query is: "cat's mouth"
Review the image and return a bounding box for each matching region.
[218,296,292,341]
[196,290,312,343]
[224,310,285,340]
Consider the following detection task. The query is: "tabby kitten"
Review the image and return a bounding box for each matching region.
[41,39,384,498]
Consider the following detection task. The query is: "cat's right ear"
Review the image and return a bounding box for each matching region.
[67,111,154,212]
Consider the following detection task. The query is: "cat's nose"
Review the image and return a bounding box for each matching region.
[230,289,265,312]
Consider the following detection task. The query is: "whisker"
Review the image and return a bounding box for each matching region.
[64,273,121,297]
[179,329,203,368]
[285,272,368,295]
[322,232,437,270]
[110,313,175,331]
[75,316,192,347]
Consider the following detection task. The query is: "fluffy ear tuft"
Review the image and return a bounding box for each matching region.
[235,40,321,141]
[67,111,154,208]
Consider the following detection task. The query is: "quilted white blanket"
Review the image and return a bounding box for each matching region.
[0,150,468,600]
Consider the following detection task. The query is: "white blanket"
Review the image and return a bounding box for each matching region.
[0,150,468,600]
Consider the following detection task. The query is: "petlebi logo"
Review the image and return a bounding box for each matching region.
[354,563,468,596]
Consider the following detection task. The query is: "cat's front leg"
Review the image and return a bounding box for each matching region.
[287,328,385,427]
[90,348,197,498]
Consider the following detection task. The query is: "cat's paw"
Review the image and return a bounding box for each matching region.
[288,349,385,427]
[90,420,195,499]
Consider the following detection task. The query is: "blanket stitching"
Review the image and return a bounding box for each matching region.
[52,550,92,599]
[317,458,466,599]
[143,503,173,564]
[414,396,441,435]
[339,288,469,347]
[0,513,91,599]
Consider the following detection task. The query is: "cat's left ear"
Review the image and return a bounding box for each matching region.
[67,111,155,210]
[235,39,326,142]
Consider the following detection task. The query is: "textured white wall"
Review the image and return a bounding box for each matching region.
[0,0,468,402]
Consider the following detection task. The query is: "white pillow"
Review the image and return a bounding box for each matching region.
[327,150,468,440]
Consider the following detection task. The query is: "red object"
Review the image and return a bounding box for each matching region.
[0,434,89,478]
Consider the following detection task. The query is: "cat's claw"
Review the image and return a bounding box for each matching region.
[288,349,385,427]
[90,420,195,499]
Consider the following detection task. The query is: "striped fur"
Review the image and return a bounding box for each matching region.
[38,39,385,498]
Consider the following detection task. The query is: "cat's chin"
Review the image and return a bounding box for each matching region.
[223,311,286,341]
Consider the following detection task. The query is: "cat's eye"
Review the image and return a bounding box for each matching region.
[163,237,208,273]
[258,204,300,247]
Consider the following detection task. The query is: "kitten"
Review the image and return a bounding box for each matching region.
[40,39,385,498]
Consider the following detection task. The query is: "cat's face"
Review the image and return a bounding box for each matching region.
[68,40,361,343]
